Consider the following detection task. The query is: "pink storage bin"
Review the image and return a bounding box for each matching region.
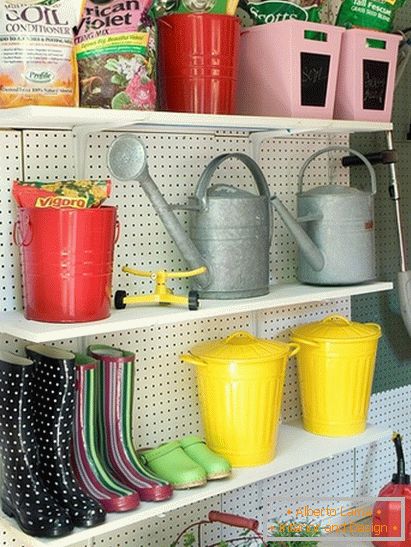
[236,21,344,118]
[334,29,401,122]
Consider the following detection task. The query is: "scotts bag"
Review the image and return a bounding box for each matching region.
[240,0,324,25]
[0,0,82,108]
[336,0,407,32]
[74,0,156,110]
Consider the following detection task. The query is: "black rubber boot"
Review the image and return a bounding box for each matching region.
[0,351,73,538]
[26,344,106,529]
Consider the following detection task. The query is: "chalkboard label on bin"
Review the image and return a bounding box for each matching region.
[300,52,330,107]
[363,59,389,110]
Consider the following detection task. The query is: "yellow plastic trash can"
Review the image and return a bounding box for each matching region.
[181,331,299,467]
[292,314,382,437]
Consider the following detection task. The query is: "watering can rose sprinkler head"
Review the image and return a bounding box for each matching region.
[107,135,151,184]
[107,135,211,289]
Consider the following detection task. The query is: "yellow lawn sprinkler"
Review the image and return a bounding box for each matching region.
[114,266,206,311]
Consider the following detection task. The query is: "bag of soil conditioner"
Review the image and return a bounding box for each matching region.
[240,0,324,25]
[0,0,83,108]
[74,0,156,110]
[336,0,407,33]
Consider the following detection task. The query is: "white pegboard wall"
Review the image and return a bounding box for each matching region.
[20,131,350,296]
[0,131,23,313]
[355,385,411,498]
[89,495,222,547]
[0,127,394,547]
[219,450,356,545]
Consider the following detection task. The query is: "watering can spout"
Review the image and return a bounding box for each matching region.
[138,170,211,288]
[271,196,325,273]
[107,135,210,289]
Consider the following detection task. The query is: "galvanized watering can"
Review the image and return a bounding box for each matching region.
[107,135,273,299]
[271,145,377,285]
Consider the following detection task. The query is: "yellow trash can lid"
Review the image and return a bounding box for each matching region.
[187,331,295,363]
[292,314,381,342]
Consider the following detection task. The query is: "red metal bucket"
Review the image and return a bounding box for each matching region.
[158,14,240,114]
[14,207,118,323]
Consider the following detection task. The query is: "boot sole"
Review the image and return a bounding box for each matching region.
[172,479,207,490]
[207,471,232,480]
[2,500,73,538]
[99,492,140,513]
[72,514,106,528]
[137,484,173,502]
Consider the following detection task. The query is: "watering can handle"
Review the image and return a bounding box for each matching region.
[195,153,273,241]
[298,145,377,196]
[195,153,271,208]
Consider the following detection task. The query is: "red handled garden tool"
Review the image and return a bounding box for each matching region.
[171,511,268,546]
[373,433,411,546]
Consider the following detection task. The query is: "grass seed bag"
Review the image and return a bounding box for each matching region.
[74,0,156,110]
[0,0,83,107]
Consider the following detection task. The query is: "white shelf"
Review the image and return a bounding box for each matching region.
[0,106,393,133]
[0,281,393,342]
[0,420,391,547]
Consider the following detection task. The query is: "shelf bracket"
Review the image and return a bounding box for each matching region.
[249,128,323,162]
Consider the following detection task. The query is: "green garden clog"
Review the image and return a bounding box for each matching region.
[140,441,206,490]
[180,436,231,480]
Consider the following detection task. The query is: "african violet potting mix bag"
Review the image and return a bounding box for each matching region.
[0,0,82,108]
[74,0,156,109]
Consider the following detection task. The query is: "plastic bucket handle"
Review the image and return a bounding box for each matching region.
[180,353,208,367]
[288,342,300,358]
[321,315,381,334]
[321,314,351,324]
[225,331,256,343]
[291,337,320,348]
[298,145,377,196]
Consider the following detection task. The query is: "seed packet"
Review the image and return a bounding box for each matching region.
[241,0,323,25]
[336,0,407,32]
[74,0,156,110]
[13,179,111,209]
[0,0,83,108]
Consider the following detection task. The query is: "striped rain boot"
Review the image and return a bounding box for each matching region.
[71,355,140,513]
[88,345,173,502]
[26,344,106,528]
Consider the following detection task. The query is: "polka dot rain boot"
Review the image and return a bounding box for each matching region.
[71,355,140,512]
[88,345,173,502]
[0,351,73,538]
[25,344,106,529]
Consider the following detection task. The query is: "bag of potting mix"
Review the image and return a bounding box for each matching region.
[13,179,112,209]
[74,0,156,109]
[0,0,82,108]
[240,0,324,25]
[336,0,407,32]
